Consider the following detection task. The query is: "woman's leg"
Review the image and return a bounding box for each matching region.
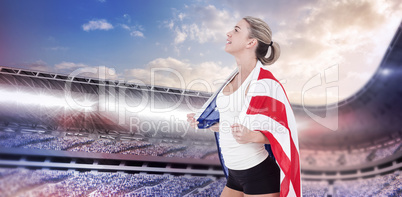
[220,186,244,197]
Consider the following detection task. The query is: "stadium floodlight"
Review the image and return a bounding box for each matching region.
[381,68,391,76]
[0,91,65,107]
[0,90,96,111]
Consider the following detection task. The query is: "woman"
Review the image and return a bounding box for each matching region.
[187,16,301,197]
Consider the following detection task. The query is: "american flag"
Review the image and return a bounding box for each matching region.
[196,62,301,197]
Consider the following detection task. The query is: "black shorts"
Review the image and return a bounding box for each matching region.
[226,156,280,195]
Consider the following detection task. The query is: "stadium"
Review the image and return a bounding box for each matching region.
[0,12,401,197]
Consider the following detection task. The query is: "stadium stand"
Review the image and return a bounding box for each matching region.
[189,177,227,197]
[300,138,402,167]
[301,180,329,197]
[0,167,400,197]
[0,130,400,167]
[333,171,401,196]
[0,129,220,161]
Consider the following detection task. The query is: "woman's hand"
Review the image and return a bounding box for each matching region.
[187,113,199,128]
[231,123,270,144]
[186,113,219,132]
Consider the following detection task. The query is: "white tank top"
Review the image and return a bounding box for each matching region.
[216,70,268,170]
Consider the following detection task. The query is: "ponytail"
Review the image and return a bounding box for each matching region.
[257,40,280,65]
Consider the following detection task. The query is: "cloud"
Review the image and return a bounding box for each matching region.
[169,5,237,44]
[267,0,401,78]
[120,24,130,30]
[82,19,114,31]
[174,28,187,44]
[218,0,401,104]
[11,61,118,82]
[54,62,118,80]
[72,66,118,80]
[123,14,131,23]
[213,0,401,77]
[125,57,233,92]
[55,62,88,70]
[119,22,145,38]
[219,0,317,22]
[130,30,145,38]
[18,60,52,72]
[178,13,186,21]
[166,20,174,30]
[167,0,401,105]
[271,1,397,103]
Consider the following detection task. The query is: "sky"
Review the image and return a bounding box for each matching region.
[0,0,401,106]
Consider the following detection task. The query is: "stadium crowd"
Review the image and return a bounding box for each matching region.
[0,133,56,148]
[0,130,400,166]
[121,143,187,157]
[333,171,401,196]
[131,176,212,196]
[0,168,71,197]
[301,181,328,197]
[22,136,94,151]
[164,145,217,159]
[0,130,219,160]
[189,177,226,197]
[0,167,400,197]
[300,139,401,167]
[69,139,152,153]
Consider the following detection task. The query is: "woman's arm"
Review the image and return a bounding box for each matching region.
[231,123,270,144]
[251,130,270,144]
[208,123,220,132]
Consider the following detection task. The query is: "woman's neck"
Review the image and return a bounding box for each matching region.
[235,55,258,80]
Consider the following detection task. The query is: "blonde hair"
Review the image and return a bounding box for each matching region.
[243,16,280,65]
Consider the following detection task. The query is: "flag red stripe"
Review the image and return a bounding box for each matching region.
[246,95,289,129]
[257,68,292,109]
[290,136,301,197]
[248,94,301,196]
[257,129,291,197]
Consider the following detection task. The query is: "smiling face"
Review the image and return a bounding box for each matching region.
[225,19,254,56]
